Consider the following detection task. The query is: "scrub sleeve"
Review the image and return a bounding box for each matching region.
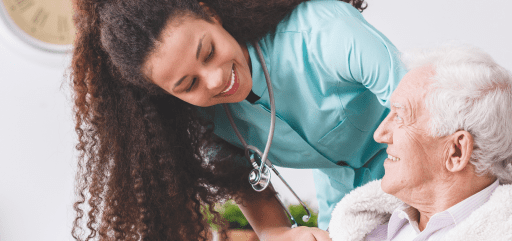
[202,0,407,230]
[307,2,407,228]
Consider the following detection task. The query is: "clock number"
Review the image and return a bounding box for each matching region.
[31,7,48,27]
[57,16,69,33]
[15,0,34,13]
[38,11,48,27]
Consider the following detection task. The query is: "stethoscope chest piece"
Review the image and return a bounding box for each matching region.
[248,153,271,192]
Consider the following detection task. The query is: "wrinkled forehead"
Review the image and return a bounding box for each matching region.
[392,65,436,104]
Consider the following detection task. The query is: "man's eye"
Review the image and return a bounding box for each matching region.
[205,44,214,62]
[394,114,403,122]
[186,78,197,92]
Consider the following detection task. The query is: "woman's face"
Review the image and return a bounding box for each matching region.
[144,14,252,107]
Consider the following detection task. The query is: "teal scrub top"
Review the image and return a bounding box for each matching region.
[202,0,407,229]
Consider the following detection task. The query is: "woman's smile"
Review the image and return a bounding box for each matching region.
[218,65,239,96]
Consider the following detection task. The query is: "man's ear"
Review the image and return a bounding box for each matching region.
[446,130,473,172]
[199,2,222,25]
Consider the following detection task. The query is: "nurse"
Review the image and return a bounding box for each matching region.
[70,0,406,240]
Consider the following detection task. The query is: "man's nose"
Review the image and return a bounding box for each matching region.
[374,115,393,144]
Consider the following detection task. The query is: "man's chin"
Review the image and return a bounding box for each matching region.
[380,176,397,195]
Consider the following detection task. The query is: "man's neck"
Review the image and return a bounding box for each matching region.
[408,175,497,231]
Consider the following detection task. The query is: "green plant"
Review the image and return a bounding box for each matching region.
[201,204,220,231]
[202,200,252,230]
[217,200,252,229]
[206,200,319,230]
[288,204,318,227]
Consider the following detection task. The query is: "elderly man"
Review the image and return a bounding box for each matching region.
[329,45,512,241]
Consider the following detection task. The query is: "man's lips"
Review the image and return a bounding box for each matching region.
[386,153,400,162]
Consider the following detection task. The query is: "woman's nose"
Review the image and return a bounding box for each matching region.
[202,67,224,90]
[374,115,393,144]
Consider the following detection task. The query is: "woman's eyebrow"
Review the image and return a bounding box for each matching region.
[173,34,207,92]
[196,34,206,59]
[173,76,187,91]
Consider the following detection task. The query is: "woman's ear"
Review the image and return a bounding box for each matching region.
[445,131,474,173]
[199,2,222,25]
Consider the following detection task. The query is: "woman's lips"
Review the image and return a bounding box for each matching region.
[219,65,239,96]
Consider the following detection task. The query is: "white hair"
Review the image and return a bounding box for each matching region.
[402,44,512,184]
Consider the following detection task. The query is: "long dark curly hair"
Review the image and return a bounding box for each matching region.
[70,0,367,240]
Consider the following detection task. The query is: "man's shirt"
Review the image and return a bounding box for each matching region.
[366,179,499,241]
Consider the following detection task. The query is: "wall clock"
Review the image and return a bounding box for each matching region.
[0,0,75,54]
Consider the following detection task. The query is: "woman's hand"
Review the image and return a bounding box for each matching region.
[260,226,331,241]
[237,184,331,241]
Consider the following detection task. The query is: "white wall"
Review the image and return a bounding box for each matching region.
[364,0,512,69]
[0,41,75,240]
[0,1,511,240]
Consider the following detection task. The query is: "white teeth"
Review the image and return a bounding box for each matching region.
[387,154,400,162]
[221,68,235,94]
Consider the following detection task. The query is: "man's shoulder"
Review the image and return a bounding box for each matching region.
[329,180,402,241]
[442,184,512,241]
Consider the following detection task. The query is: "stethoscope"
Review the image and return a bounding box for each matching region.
[222,41,311,228]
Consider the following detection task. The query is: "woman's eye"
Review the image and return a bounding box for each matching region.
[186,78,197,92]
[205,44,214,62]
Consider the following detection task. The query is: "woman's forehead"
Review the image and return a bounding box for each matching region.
[145,18,216,88]
[149,18,209,63]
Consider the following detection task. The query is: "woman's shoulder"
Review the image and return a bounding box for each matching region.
[275,0,366,33]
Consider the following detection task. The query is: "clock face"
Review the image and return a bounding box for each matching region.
[1,0,75,52]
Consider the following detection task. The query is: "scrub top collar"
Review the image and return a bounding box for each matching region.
[245,90,261,104]
[246,41,271,103]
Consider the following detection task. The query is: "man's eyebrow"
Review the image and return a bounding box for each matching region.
[196,34,206,59]
[392,102,405,110]
[173,76,187,92]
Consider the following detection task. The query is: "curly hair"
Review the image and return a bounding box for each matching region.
[70,0,367,240]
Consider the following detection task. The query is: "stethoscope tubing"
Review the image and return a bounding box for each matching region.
[253,41,276,171]
[221,41,311,227]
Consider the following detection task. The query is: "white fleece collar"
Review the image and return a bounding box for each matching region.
[328,180,512,241]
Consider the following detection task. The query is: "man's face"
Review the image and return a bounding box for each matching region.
[374,65,451,201]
